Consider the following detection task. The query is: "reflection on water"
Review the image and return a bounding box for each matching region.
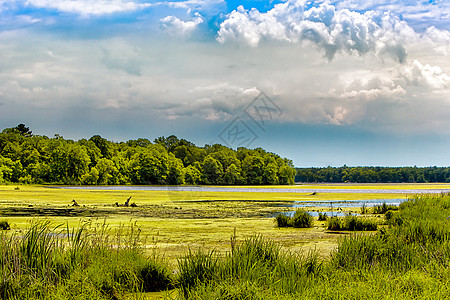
[293,198,406,208]
[278,198,406,218]
[282,211,351,217]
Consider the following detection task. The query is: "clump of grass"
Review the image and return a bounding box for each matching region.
[360,202,368,214]
[343,214,378,231]
[0,221,173,299]
[318,212,328,221]
[232,235,281,266]
[327,216,342,231]
[293,210,313,228]
[178,235,321,298]
[177,250,219,297]
[386,210,403,226]
[138,259,173,292]
[327,215,377,231]
[373,202,398,214]
[276,210,313,228]
[0,221,10,230]
[276,214,291,227]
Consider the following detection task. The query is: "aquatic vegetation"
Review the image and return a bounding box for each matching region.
[276,209,313,228]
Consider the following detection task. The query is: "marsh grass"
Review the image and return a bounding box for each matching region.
[317,212,327,221]
[276,210,313,228]
[372,202,399,214]
[180,194,450,299]
[1,192,449,299]
[0,221,173,299]
[0,221,10,230]
[326,214,378,231]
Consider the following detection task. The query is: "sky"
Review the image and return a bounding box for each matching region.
[0,0,449,167]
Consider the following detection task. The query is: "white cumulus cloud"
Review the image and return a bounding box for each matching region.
[217,1,419,62]
[160,13,203,37]
[400,60,450,89]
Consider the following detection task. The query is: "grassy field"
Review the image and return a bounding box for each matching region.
[1,184,449,299]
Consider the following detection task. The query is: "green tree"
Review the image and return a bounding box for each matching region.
[89,135,113,159]
[202,155,223,185]
[223,163,242,185]
[279,165,295,185]
[15,124,33,137]
[242,155,265,185]
[96,158,119,185]
[167,154,185,185]
[264,162,279,185]
[184,165,202,185]
[81,167,99,185]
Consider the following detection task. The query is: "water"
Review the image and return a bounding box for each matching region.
[277,198,406,218]
[54,186,450,194]
[292,198,406,208]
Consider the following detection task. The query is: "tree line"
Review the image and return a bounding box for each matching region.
[296,166,450,183]
[0,124,295,185]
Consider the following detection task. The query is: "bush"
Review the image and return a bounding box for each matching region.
[343,215,377,231]
[276,210,313,228]
[0,220,10,230]
[373,202,398,214]
[293,210,313,228]
[327,215,377,231]
[318,212,328,221]
[360,202,368,214]
[276,214,291,227]
[327,217,342,230]
[138,259,173,292]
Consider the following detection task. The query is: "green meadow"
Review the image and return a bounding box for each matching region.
[1,184,449,299]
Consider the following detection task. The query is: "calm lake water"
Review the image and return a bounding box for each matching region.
[55,186,450,194]
[281,198,406,217]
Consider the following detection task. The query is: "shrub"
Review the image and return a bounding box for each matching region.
[373,202,398,214]
[293,210,313,228]
[138,259,173,292]
[327,215,377,231]
[360,202,368,214]
[276,214,291,227]
[343,215,377,231]
[327,217,342,230]
[0,220,10,230]
[275,210,313,228]
[318,212,328,221]
[385,210,394,222]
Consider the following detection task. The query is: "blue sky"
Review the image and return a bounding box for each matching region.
[1,0,449,167]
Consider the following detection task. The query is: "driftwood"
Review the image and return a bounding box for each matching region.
[115,197,136,207]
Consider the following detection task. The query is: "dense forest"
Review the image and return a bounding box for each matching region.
[0,124,295,185]
[296,166,450,183]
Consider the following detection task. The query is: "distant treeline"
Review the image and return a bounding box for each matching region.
[0,124,295,185]
[296,166,450,183]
